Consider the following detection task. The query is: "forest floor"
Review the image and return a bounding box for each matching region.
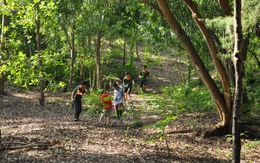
[1,54,260,163]
[1,90,259,163]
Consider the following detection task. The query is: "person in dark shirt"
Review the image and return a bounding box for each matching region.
[123,72,134,101]
[71,81,89,121]
[139,65,150,92]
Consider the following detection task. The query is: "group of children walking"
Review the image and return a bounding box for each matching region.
[99,71,133,124]
[71,65,150,124]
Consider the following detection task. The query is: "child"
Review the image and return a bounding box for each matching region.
[113,83,125,120]
[115,78,124,89]
[71,80,89,121]
[99,91,113,124]
[123,72,134,101]
[139,65,150,92]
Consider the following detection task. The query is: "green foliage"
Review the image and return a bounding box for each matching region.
[7,52,38,88]
[83,89,103,116]
[243,140,260,149]
[144,116,178,146]
[242,0,260,34]
[160,83,214,114]
[244,68,260,121]
[144,116,178,129]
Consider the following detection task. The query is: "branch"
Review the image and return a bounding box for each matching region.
[182,0,232,113]
[249,49,260,68]
[140,0,163,17]
[61,24,72,50]
[218,0,232,16]
[2,144,49,151]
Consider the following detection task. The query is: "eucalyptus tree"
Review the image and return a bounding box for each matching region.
[141,0,259,136]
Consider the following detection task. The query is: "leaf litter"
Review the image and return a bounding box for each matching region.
[0,89,259,163]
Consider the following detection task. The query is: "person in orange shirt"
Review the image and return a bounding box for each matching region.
[99,91,113,124]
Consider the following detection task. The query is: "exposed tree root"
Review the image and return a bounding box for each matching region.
[166,129,193,135]
[203,125,230,138]
[203,122,260,139]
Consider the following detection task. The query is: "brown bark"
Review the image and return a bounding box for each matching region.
[69,28,75,91]
[62,22,75,91]
[141,0,163,16]
[80,61,84,81]
[36,2,44,106]
[63,23,76,91]
[151,0,230,128]
[0,0,7,95]
[96,30,102,89]
[135,42,140,61]
[140,0,234,131]
[232,0,243,161]
[182,0,232,125]
[217,0,236,92]
[218,0,232,16]
[123,32,126,65]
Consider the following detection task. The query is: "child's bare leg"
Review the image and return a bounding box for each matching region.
[107,116,111,124]
[99,113,104,122]
[124,93,128,101]
[128,93,131,100]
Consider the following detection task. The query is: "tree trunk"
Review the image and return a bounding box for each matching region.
[80,61,84,81]
[0,0,7,95]
[154,0,230,129]
[69,24,75,91]
[232,0,243,162]
[183,0,232,120]
[96,30,102,89]
[129,28,137,68]
[135,42,140,61]
[123,32,126,65]
[218,0,232,16]
[36,2,44,106]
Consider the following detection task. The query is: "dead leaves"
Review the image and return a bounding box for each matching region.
[0,91,259,162]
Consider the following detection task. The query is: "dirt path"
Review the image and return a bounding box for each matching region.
[1,90,259,163]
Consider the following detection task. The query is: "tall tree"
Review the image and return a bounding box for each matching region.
[58,0,79,91]
[35,1,44,106]
[141,0,257,135]
[0,0,7,95]
[96,29,102,89]
[232,0,243,161]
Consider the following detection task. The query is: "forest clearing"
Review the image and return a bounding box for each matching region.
[0,88,260,162]
[1,0,260,162]
[1,53,260,162]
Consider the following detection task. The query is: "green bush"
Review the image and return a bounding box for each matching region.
[83,89,103,116]
[160,83,215,114]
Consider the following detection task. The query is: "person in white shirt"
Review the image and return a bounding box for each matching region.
[113,83,125,120]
